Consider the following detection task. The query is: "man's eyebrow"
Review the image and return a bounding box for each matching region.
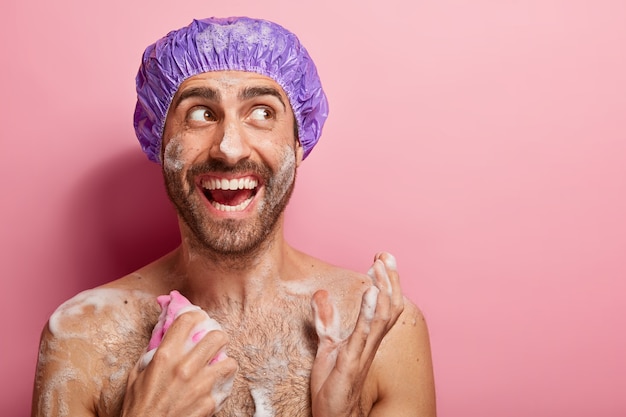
[172,87,220,109]
[239,86,286,110]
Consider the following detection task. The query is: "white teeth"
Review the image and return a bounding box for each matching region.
[211,196,254,212]
[201,177,258,191]
[200,176,258,212]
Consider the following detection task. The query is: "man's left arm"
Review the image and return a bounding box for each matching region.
[368,299,436,417]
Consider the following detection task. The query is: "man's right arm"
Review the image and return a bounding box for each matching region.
[31,324,99,417]
[32,306,237,417]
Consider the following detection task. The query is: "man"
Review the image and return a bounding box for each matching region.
[32,17,436,417]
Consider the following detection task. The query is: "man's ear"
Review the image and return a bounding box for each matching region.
[295,141,304,167]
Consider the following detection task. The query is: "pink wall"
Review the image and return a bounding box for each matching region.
[2,1,625,415]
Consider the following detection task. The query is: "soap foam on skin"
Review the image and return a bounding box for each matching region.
[281,277,321,296]
[250,386,276,417]
[209,75,245,160]
[361,286,380,323]
[35,365,79,417]
[38,288,157,417]
[219,121,242,158]
[163,135,185,172]
[274,144,296,188]
[242,334,298,404]
[212,372,236,413]
[49,288,143,339]
[207,292,318,416]
[312,293,342,344]
[368,259,393,296]
[382,253,397,270]
[257,142,296,213]
[250,143,296,216]
[39,289,120,417]
[215,74,243,90]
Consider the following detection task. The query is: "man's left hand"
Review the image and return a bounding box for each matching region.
[310,252,405,417]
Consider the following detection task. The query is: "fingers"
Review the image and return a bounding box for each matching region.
[311,290,341,343]
[311,290,341,394]
[342,252,405,367]
[369,252,404,321]
[310,253,406,416]
[127,309,237,417]
[341,286,381,369]
[210,359,237,413]
[151,309,228,370]
[127,354,237,417]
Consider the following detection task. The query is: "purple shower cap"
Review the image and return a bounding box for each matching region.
[134,16,329,163]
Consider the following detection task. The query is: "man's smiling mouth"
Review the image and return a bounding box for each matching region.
[201,176,259,212]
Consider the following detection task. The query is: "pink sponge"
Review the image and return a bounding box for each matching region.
[140,290,226,369]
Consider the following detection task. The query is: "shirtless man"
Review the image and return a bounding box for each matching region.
[32,17,436,417]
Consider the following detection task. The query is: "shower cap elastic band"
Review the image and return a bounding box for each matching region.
[134,16,329,163]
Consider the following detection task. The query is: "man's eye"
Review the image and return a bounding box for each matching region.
[250,108,272,121]
[188,108,216,122]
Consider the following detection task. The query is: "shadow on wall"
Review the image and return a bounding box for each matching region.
[64,149,180,290]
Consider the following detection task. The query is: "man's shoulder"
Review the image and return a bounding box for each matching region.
[45,250,175,337]
[42,285,159,354]
[293,251,371,284]
[289,254,372,302]
[34,285,161,417]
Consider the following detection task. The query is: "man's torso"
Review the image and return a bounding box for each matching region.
[39,259,374,417]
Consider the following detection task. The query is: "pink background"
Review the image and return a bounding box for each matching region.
[2,0,625,416]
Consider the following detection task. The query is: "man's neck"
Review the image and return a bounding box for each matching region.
[170,222,296,311]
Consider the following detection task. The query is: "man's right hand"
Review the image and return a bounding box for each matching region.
[121,310,238,417]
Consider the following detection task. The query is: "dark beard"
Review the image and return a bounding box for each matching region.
[163,156,296,264]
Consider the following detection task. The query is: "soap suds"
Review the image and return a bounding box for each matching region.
[37,288,157,417]
[196,19,287,56]
[36,364,80,417]
[259,143,296,214]
[49,288,138,338]
[250,385,276,417]
[210,296,317,416]
[212,372,236,413]
[219,123,241,158]
[311,293,342,343]
[367,259,392,296]
[361,286,380,323]
[382,253,397,270]
[163,135,184,172]
[274,144,296,186]
[281,278,319,295]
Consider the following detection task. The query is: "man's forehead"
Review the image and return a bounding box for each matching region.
[175,70,288,98]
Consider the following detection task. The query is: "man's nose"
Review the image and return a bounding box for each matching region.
[210,118,251,165]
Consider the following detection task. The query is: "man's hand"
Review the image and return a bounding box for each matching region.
[310,252,405,417]
[121,310,238,417]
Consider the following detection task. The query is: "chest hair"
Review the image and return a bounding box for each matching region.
[210,297,318,417]
[94,295,318,417]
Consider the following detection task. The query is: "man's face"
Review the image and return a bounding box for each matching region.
[161,71,303,255]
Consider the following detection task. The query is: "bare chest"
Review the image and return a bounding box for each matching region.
[97,300,318,417]
[212,303,318,416]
